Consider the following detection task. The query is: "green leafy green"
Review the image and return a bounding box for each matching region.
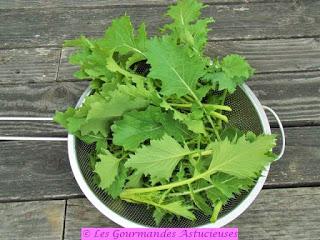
[94,150,120,189]
[112,106,191,150]
[204,54,254,93]
[146,36,206,97]
[125,135,191,183]
[104,15,145,55]
[209,134,276,178]
[163,0,214,53]
[54,0,278,225]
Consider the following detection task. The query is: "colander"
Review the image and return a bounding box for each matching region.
[0,84,285,228]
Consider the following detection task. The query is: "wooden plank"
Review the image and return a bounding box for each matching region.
[0,81,87,118]
[64,187,320,239]
[0,81,84,138]
[228,187,320,239]
[0,81,87,137]
[249,71,320,127]
[0,200,65,240]
[0,141,82,201]
[0,126,319,201]
[59,38,320,82]
[0,0,267,9]
[205,38,320,74]
[1,1,320,48]
[0,48,60,84]
[265,126,320,188]
[64,198,118,240]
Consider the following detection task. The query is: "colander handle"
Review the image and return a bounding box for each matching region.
[262,106,285,161]
[0,117,68,141]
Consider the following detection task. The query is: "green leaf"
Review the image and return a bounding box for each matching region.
[106,54,145,87]
[209,135,277,178]
[166,0,203,26]
[126,171,143,188]
[64,35,94,48]
[94,150,120,189]
[111,106,165,150]
[54,108,76,130]
[158,201,195,221]
[153,207,166,225]
[126,52,146,69]
[189,18,214,52]
[65,36,114,82]
[87,85,149,121]
[160,101,188,121]
[106,163,128,198]
[221,54,254,81]
[210,200,222,223]
[54,94,110,138]
[125,134,191,183]
[206,71,238,93]
[146,37,205,97]
[163,0,214,52]
[112,106,192,150]
[204,55,254,93]
[189,184,212,215]
[182,105,206,134]
[195,85,212,100]
[161,111,193,142]
[135,23,148,52]
[184,119,206,134]
[104,16,144,55]
[212,173,254,201]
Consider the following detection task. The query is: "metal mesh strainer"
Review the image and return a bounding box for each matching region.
[0,65,285,228]
[67,83,285,228]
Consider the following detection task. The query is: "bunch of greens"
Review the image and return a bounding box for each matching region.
[54,0,277,225]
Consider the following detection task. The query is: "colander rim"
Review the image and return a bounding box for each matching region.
[67,83,271,228]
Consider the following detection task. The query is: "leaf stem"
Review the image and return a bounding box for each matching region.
[168,176,237,197]
[169,103,231,111]
[169,185,215,197]
[183,95,194,102]
[217,89,228,128]
[120,150,215,198]
[210,111,229,123]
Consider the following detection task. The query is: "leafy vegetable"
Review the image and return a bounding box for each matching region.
[125,134,191,184]
[146,36,205,98]
[54,0,278,225]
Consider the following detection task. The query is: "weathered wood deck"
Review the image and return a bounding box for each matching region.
[0,0,319,239]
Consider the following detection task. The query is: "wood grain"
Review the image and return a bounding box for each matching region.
[1,1,319,48]
[64,187,320,239]
[0,126,318,201]
[249,71,320,127]
[206,38,320,74]
[265,126,320,188]
[0,141,81,201]
[0,81,88,137]
[0,200,65,240]
[228,187,320,239]
[0,81,87,117]
[64,198,118,240]
[0,48,60,84]
[0,0,268,9]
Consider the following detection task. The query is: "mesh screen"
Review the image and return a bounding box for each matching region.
[74,85,264,227]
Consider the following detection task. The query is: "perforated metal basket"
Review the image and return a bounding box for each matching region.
[67,84,285,228]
